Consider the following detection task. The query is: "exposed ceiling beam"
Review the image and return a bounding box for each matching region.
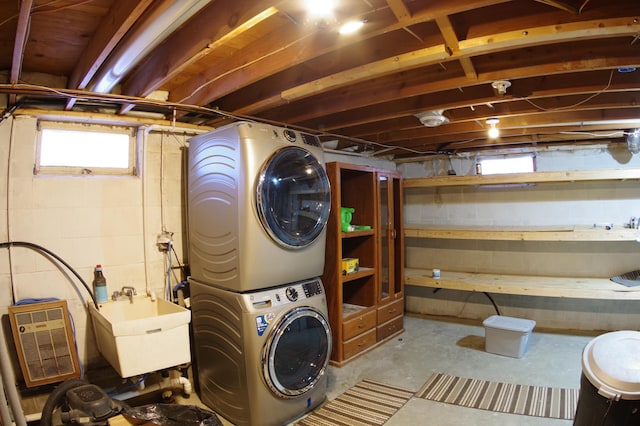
[435,16,478,80]
[10,0,33,104]
[68,1,153,91]
[535,0,579,14]
[65,0,154,110]
[170,0,512,108]
[121,0,278,99]
[168,7,396,107]
[281,17,640,103]
[250,47,637,131]
[386,0,412,22]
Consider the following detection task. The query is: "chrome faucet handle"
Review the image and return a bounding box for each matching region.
[120,286,137,295]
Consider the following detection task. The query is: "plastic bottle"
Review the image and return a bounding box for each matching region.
[93,264,108,303]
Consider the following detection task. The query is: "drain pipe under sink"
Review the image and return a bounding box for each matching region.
[111,372,193,402]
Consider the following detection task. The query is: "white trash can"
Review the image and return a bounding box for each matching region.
[574,330,640,425]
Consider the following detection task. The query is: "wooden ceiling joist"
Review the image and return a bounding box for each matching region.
[10,0,33,105]
[122,0,278,99]
[281,17,640,104]
[535,0,579,14]
[436,16,478,80]
[386,0,412,22]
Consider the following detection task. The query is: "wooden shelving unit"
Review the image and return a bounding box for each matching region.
[322,162,404,366]
[403,168,640,188]
[405,269,640,300]
[403,168,640,300]
[404,225,640,241]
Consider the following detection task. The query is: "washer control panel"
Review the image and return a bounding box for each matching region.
[248,278,324,310]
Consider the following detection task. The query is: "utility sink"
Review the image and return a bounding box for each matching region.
[89,296,191,378]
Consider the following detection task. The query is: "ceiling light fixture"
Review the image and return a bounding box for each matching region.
[486,118,500,139]
[415,110,449,127]
[627,129,640,154]
[305,0,337,19]
[339,20,365,35]
[491,80,512,96]
[89,0,212,93]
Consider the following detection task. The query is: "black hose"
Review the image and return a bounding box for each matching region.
[40,378,87,426]
[432,288,502,316]
[0,241,98,309]
[483,292,501,316]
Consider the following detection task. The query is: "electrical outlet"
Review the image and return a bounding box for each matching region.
[157,231,173,251]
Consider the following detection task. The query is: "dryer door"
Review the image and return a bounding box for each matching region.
[256,146,331,249]
[262,306,331,398]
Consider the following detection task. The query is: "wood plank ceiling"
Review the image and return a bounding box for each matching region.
[1,0,639,159]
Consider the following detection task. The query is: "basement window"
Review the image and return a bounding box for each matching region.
[476,154,536,175]
[36,122,136,176]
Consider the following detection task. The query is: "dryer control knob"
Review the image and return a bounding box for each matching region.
[285,287,298,302]
[283,129,297,142]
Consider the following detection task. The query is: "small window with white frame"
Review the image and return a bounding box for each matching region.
[35,121,137,176]
[476,153,536,175]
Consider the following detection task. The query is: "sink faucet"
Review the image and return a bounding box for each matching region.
[120,286,137,303]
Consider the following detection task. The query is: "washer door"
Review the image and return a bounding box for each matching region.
[256,146,331,249]
[262,306,331,398]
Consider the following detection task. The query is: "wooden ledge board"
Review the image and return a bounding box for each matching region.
[404,225,640,241]
[403,169,640,188]
[405,268,640,300]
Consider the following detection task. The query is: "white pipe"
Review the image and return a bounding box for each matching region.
[139,125,152,296]
[172,376,192,396]
[0,370,14,426]
[111,373,192,401]
[0,323,27,426]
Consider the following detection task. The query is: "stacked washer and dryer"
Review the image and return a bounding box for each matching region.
[187,121,333,426]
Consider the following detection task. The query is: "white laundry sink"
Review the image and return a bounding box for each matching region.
[89,296,191,378]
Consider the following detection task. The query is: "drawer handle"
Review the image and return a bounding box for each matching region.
[358,323,365,328]
[388,309,397,314]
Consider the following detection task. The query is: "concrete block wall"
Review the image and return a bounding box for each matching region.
[0,115,194,368]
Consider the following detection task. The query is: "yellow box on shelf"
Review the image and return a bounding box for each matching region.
[341,258,359,276]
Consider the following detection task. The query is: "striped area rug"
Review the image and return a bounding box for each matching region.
[417,372,579,420]
[295,379,414,426]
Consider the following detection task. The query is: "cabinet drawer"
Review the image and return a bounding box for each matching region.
[377,298,404,324]
[343,328,377,360]
[377,316,404,341]
[343,309,376,340]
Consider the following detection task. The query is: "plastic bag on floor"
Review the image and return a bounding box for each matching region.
[122,403,223,426]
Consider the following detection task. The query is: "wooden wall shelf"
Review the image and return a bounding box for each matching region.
[403,168,640,188]
[404,225,640,241]
[405,268,640,300]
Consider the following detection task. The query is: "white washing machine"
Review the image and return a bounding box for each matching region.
[189,276,332,426]
[188,121,331,292]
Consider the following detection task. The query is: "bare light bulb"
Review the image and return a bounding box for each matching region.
[305,0,337,19]
[339,20,364,35]
[486,118,500,139]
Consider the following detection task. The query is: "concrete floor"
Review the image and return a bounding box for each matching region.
[178,313,598,425]
[318,313,599,425]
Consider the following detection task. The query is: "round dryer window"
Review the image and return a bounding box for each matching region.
[256,146,331,248]
[262,307,331,398]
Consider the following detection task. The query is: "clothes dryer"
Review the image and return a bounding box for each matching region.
[188,121,331,292]
[190,277,331,426]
